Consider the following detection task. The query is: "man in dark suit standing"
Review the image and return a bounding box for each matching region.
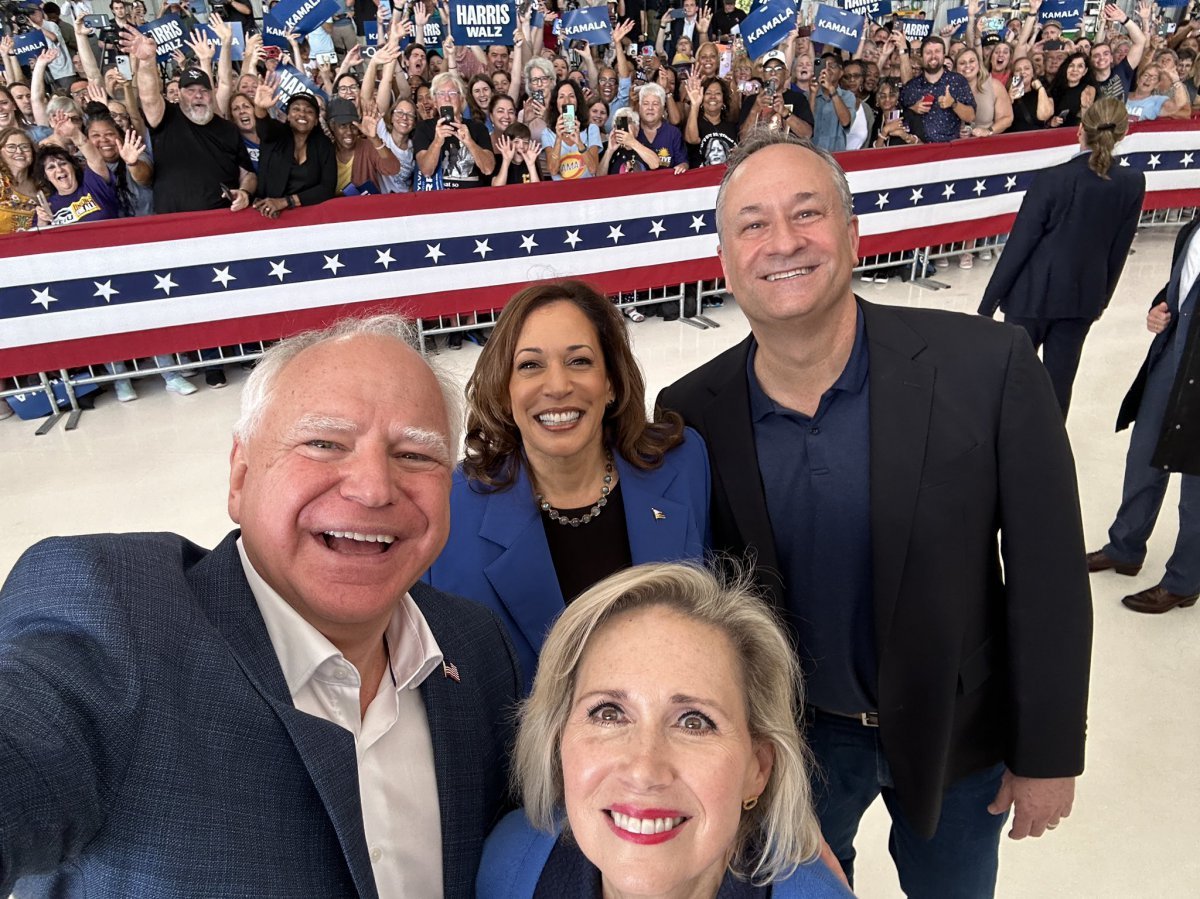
[1087,217,1200,613]
[0,316,519,898]
[658,132,1092,897]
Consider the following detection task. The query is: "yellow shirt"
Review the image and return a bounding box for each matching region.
[336,157,353,193]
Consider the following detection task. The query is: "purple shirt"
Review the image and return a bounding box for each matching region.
[638,121,687,169]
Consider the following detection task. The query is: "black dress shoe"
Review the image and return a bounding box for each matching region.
[1122,585,1200,614]
[1086,550,1141,576]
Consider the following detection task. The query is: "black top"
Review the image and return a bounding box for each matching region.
[1008,90,1045,132]
[533,834,769,898]
[867,110,922,145]
[497,157,535,185]
[688,116,738,168]
[149,102,254,214]
[1049,81,1088,127]
[254,116,337,206]
[737,88,815,132]
[412,115,494,189]
[540,482,632,604]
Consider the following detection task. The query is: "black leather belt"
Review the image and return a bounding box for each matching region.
[815,708,879,727]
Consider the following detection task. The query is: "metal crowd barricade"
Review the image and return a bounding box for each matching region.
[3,207,1197,435]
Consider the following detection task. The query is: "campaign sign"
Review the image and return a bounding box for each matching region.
[559,7,613,45]
[193,22,246,62]
[267,0,341,44]
[1039,0,1083,30]
[946,6,969,35]
[273,63,329,114]
[741,0,797,61]
[896,17,933,42]
[841,0,892,17]
[139,14,187,62]
[451,0,517,46]
[811,5,863,55]
[12,30,48,66]
[262,12,289,48]
[365,19,379,43]
[421,14,445,49]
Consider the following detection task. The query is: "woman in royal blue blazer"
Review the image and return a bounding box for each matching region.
[979,96,1145,418]
[425,280,710,690]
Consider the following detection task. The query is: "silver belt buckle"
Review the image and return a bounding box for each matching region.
[861,712,879,727]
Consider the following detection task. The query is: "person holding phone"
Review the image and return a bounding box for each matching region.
[868,80,921,146]
[541,81,601,179]
[413,71,495,188]
[1007,57,1053,131]
[1047,52,1095,128]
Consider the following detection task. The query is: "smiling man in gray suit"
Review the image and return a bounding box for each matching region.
[0,316,519,899]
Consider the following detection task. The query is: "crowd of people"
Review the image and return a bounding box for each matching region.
[0,0,1197,413]
[7,118,1196,895]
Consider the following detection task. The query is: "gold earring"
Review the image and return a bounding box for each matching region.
[742,796,758,811]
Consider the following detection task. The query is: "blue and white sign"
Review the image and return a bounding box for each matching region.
[1039,0,1083,30]
[946,7,969,35]
[273,63,329,114]
[264,0,341,45]
[193,22,245,62]
[812,4,863,54]
[897,17,933,42]
[741,0,797,61]
[262,12,289,48]
[12,30,48,66]
[451,0,516,46]
[841,0,892,17]
[559,7,613,45]
[365,19,379,43]
[139,14,187,62]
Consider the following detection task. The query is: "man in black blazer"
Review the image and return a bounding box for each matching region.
[1087,217,1200,613]
[658,133,1092,897]
[0,317,519,898]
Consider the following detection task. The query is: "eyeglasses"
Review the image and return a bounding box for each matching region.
[529,75,550,85]
[2,143,32,154]
[434,89,460,98]
[336,86,358,96]
[598,77,618,85]
[393,111,415,120]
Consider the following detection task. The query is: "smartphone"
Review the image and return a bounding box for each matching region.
[438,104,455,123]
[640,45,655,58]
[888,109,901,122]
[563,103,576,132]
[813,57,826,82]
[1011,74,1024,93]
[116,55,133,80]
[83,14,112,29]
[314,51,338,66]
[984,15,1005,32]
[626,42,638,58]
[569,40,587,51]
[219,184,233,204]
[922,93,935,105]
[532,88,544,104]
[765,79,777,99]
[263,45,282,60]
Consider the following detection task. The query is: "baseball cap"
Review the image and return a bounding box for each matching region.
[178,68,213,90]
[762,50,787,67]
[326,97,360,125]
[285,92,320,113]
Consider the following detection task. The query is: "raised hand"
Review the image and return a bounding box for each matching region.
[1102,3,1124,23]
[357,109,381,137]
[253,75,280,111]
[685,69,703,105]
[0,35,13,57]
[186,32,216,64]
[120,24,157,62]
[119,128,145,164]
[494,132,515,161]
[209,11,233,43]
[51,108,83,144]
[1136,0,1151,22]
[86,82,110,107]
[1028,0,1042,15]
[36,46,61,68]
[612,18,635,44]
[698,6,713,33]
[373,44,401,66]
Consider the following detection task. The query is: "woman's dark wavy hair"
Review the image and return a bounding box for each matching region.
[700,76,734,123]
[35,143,83,197]
[84,110,136,218]
[1048,51,1094,100]
[0,84,32,129]
[462,280,685,489]
[545,80,587,130]
[466,74,494,124]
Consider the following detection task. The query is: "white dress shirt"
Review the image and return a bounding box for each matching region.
[1180,226,1200,306]
[238,539,444,899]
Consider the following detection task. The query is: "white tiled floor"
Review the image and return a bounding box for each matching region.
[2,228,1197,897]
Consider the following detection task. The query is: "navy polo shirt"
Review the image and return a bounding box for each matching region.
[747,305,877,713]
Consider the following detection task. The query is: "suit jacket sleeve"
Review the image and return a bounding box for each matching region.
[0,540,142,893]
[1102,173,1146,313]
[995,327,1093,777]
[979,170,1054,316]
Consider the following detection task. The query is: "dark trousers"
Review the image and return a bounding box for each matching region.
[1006,316,1093,417]
[806,711,1007,898]
[1103,351,1200,595]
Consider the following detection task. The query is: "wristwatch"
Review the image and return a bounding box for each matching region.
[285,195,296,208]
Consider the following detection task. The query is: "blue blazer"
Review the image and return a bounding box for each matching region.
[979,152,1145,321]
[0,531,520,899]
[425,429,711,691]
[476,809,854,898]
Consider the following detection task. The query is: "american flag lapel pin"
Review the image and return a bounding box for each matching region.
[443,660,460,682]
[652,508,666,521]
